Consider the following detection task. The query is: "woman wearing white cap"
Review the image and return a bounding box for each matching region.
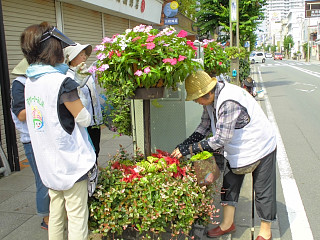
[64,43,103,163]
[172,71,277,240]
[10,58,50,230]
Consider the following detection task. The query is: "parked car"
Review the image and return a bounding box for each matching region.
[250,52,266,64]
[265,53,273,58]
[274,52,283,60]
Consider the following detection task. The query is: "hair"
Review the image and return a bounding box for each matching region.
[20,22,64,66]
[246,77,253,83]
[201,86,216,100]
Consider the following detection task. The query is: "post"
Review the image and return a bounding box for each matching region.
[143,99,151,157]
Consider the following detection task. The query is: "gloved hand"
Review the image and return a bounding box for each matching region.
[74,62,90,88]
[78,88,88,108]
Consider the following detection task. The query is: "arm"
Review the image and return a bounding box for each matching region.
[174,101,242,157]
[11,81,26,121]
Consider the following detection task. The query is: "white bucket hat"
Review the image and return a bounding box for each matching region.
[64,42,92,63]
[11,58,29,76]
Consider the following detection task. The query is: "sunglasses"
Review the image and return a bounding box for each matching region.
[40,27,76,48]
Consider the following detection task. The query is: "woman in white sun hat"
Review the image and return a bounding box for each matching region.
[10,58,50,230]
[64,43,103,164]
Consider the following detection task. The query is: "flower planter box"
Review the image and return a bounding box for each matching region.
[130,87,165,100]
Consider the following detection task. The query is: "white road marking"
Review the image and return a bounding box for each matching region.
[257,67,314,240]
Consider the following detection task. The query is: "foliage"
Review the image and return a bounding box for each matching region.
[239,59,251,83]
[270,45,277,53]
[190,151,213,161]
[90,25,202,136]
[176,0,198,20]
[89,148,216,238]
[202,39,229,76]
[194,0,267,51]
[224,46,247,60]
[303,42,309,60]
[283,35,294,54]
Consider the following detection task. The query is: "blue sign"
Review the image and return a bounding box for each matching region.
[164,18,179,25]
[164,3,178,18]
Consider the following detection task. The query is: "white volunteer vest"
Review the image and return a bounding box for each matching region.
[25,72,95,190]
[207,82,276,168]
[11,76,31,143]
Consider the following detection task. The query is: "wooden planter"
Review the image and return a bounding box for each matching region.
[131,87,165,100]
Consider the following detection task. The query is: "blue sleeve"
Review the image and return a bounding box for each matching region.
[11,81,25,117]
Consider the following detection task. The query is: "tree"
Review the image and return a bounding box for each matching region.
[194,0,267,51]
[176,0,197,20]
[283,35,294,57]
[270,45,277,53]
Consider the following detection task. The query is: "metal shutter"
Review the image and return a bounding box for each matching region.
[104,14,129,37]
[1,0,56,161]
[62,3,103,64]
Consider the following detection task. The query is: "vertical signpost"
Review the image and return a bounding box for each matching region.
[229,0,240,85]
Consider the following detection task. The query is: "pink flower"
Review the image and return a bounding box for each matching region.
[102,37,113,43]
[170,58,177,65]
[177,30,188,38]
[178,55,187,61]
[132,36,141,42]
[115,50,122,57]
[144,67,151,74]
[88,66,97,74]
[186,40,197,50]
[134,70,143,76]
[146,42,155,50]
[98,64,109,71]
[108,51,114,59]
[162,58,177,65]
[97,53,106,60]
[219,62,222,65]
[146,35,156,42]
[94,45,105,51]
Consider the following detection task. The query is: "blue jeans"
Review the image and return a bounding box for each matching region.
[23,142,50,217]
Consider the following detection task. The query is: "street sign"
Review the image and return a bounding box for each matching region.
[230,0,238,22]
[244,41,250,48]
[164,18,179,25]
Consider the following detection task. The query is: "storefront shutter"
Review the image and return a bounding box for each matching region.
[104,14,129,37]
[1,0,56,162]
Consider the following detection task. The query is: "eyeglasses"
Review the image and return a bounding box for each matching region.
[40,27,76,48]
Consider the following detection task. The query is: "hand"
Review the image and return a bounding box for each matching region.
[75,62,90,87]
[171,148,183,159]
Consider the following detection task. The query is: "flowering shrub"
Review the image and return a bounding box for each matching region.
[90,25,202,136]
[88,148,217,238]
[202,39,229,76]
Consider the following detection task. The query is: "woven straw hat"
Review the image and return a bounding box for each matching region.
[64,42,92,63]
[185,71,217,101]
[11,58,29,75]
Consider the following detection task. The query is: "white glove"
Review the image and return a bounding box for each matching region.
[75,62,90,88]
[78,88,88,108]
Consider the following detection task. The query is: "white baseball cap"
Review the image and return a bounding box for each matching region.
[64,42,92,63]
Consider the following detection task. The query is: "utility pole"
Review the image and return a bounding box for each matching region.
[229,0,240,85]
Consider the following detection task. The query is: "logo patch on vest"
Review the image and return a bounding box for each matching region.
[31,105,44,130]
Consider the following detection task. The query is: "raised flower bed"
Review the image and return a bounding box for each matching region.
[88,148,218,239]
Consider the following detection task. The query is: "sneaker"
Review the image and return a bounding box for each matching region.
[41,218,48,230]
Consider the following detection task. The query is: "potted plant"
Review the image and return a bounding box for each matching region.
[88,148,217,239]
[89,25,202,136]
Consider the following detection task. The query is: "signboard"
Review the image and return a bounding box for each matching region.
[270,11,281,22]
[244,41,250,48]
[164,17,179,25]
[164,2,178,18]
[305,1,320,18]
[230,0,238,22]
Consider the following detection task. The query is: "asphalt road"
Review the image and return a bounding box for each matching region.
[252,58,320,240]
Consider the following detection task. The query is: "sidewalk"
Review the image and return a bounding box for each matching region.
[0,126,280,240]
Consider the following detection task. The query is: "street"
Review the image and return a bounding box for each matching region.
[252,58,320,240]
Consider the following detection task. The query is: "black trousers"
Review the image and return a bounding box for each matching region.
[221,148,277,221]
[87,126,101,162]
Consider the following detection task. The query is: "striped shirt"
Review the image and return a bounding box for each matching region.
[195,81,250,150]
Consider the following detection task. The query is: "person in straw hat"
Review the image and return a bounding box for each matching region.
[11,58,50,230]
[64,43,103,164]
[172,71,277,240]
